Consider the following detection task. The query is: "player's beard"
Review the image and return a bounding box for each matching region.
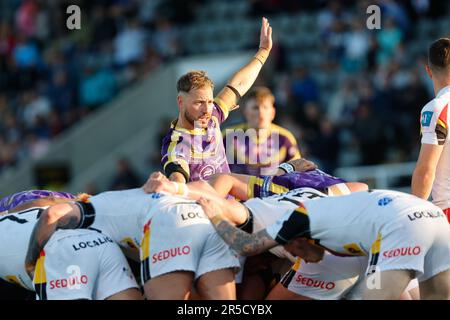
[185,109,211,128]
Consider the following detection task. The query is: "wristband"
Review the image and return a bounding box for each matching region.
[226,84,242,100]
[253,56,264,65]
[254,48,269,65]
[334,183,351,195]
[172,182,189,197]
[278,162,295,174]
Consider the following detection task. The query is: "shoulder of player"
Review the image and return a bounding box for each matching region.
[421,97,446,114]
[270,124,298,144]
[221,123,248,136]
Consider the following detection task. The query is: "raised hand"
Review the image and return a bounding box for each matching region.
[259,17,272,51]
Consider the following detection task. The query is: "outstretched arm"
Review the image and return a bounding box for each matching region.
[197,197,278,256]
[25,203,81,277]
[142,172,249,225]
[143,158,318,201]
[215,17,272,110]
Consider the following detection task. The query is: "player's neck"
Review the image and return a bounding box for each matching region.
[433,78,450,96]
[177,115,195,130]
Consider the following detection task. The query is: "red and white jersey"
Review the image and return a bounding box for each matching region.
[420,85,450,209]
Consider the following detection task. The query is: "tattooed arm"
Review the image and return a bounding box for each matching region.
[25,203,82,277]
[197,197,278,256]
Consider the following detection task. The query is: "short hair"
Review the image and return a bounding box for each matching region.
[245,86,275,107]
[428,38,450,74]
[176,71,214,93]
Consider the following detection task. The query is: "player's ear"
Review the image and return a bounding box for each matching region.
[177,93,184,111]
[425,64,433,79]
[271,104,276,121]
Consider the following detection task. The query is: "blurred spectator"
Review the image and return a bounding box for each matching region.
[46,70,75,117]
[110,158,141,190]
[12,35,40,68]
[84,182,100,195]
[26,132,50,160]
[20,89,52,128]
[79,65,117,109]
[290,67,319,106]
[15,0,39,37]
[342,19,370,72]
[152,17,180,60]
[376,18,403,65]
[310,118,340,172]
[113,19,147,67]
[352,103,386,165]
[0,0,448,182]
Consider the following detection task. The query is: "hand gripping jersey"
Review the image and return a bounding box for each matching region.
[0,190,75,212]
[266,190,450,281]
[420,85,450,210]
[247,169,346,198]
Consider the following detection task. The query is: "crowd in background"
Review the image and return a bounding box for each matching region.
[0,0,449,191]
[0,0,197,176]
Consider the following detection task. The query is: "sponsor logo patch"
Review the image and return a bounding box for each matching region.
[199,165,216,180]
[407,210,445,221]
[382,246,421,259]
[152,245,191,263]
[49,275,88,290]
[295,274,336,290]
[421,111,433,127]
[72,236,114,251]
[378,197,393,206]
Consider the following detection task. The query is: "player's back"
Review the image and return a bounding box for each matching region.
[244,187,329,231]
[0,207,44,290]
[88,188,200,250]
[303,190,441,254]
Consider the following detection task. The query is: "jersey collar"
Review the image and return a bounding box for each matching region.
[436,85,450,98]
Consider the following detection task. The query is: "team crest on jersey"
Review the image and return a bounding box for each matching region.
[199,164,215,180]
[378,197,393,206]
[151,193,163,199]
[421,111,433,127]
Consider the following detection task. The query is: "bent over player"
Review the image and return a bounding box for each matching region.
[197,190,450,299]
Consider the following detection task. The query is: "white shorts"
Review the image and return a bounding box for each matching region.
[140,202,240,282]
[344,275,420,300]
[34,229,139,300]
[281,252,368,300]
[367,205,450,282]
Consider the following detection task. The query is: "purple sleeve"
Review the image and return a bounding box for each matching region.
[0,190,76,212]
[270,170,346,192]
[212,102,225,124]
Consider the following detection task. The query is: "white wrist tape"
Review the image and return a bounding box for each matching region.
[331,183,352,195]
[172,182,189,197]
[278,162,295,174]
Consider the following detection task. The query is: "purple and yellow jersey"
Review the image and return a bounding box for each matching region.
[247,169,346,198]
[0,190,76,212]
[223,123,301,176]
[161,98,232,182]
